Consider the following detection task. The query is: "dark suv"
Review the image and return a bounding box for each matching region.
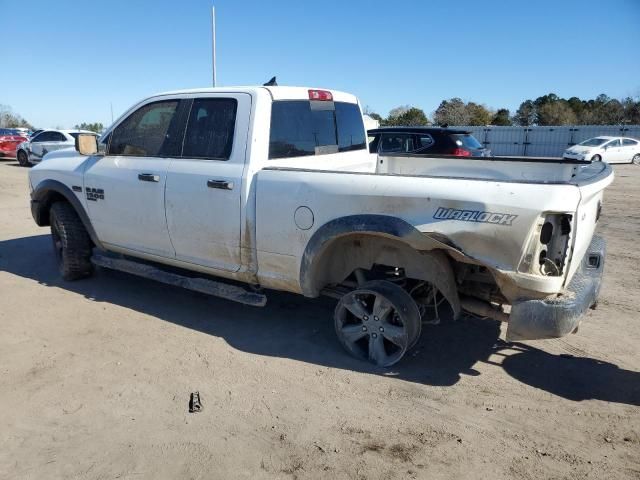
[368,127,491,157]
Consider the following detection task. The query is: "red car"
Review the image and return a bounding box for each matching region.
[0,128,29,158]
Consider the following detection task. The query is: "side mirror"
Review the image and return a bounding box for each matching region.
[75,134,99,155]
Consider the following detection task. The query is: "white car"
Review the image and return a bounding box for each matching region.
[563,136,640,164]
[28,85,613,366]
[17,129,98,166]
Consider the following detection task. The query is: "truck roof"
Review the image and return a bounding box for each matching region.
[151,86,359,104]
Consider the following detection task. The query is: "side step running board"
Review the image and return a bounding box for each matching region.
[91,252,267,307]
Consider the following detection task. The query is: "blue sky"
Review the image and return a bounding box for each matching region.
[1,0,639,128]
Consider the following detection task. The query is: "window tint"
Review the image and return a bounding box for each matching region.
[182,98,237,159]
[33,131,59,142]
[379,134,415,153]
[335,102,366,152]
[269,101,335,159]
[418,135,434,148]
[269,100,365,159]
[109,100,181,157]
[50,132,67,141]
[623,139,638,146]
[579,138,608,146]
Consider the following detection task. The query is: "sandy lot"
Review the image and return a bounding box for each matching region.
[0,160,638,480]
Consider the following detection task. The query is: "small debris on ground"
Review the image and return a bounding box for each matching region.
[189,391,203,413]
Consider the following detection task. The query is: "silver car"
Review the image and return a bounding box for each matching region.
[17,129,98,166]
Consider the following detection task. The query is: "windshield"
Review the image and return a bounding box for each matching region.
[579,138,608,147]
[453,134,483,149]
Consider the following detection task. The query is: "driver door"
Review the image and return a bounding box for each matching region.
[84,99,188,258]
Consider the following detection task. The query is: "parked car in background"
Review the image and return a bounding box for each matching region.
[563,136,640,164]
[368,127,491,157]
[0,128,28,159]
[16,129,98,166]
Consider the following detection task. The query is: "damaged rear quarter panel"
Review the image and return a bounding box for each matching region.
[255,169,582,294]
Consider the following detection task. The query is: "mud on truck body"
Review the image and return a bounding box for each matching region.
[29,86,613,366]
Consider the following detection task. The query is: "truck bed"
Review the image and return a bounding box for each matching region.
[376,154,611,185]
[256,155,612,302]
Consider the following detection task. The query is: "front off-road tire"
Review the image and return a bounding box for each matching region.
[50,202,93,280]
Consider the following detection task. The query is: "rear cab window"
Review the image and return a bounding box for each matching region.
[269,98,366,159]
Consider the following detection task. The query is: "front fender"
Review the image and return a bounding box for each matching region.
[30,179,103,249]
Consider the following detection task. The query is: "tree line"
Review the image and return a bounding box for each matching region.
[367,93,640,127]
[0,105,104,133]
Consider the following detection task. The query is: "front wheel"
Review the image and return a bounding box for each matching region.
[50,202,93,280]
[591,154,602,162]
[17,150,30,167]
[334,280,421,367]
[632,154,640,165]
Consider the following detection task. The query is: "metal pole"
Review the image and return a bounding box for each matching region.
[211,6,217,87]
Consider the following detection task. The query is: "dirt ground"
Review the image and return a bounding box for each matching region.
[0,160,638,480]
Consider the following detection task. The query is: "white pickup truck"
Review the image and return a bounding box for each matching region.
[29,86,613,366]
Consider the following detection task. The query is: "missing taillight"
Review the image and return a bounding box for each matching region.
[540,222,553,244]
[519,213,573,277]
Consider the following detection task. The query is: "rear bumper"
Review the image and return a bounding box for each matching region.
[506,235,605,341]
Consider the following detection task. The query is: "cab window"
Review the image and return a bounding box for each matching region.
[269,100,366,159]
[109,100,181,157]
[182,98,237,160]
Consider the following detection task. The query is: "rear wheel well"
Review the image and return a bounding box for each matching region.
[306,233,461,317]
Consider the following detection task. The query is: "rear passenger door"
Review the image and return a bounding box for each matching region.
[84,99,187,258]
[164,94,251,272]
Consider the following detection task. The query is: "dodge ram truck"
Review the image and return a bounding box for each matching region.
[28,86,614,366]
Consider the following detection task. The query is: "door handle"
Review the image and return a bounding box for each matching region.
[207,179,234,190]
[138,173,160,183]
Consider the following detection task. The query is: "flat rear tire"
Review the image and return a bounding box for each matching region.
[334,280,421,367]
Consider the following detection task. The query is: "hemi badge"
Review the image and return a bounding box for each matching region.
[72,185,82,192]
